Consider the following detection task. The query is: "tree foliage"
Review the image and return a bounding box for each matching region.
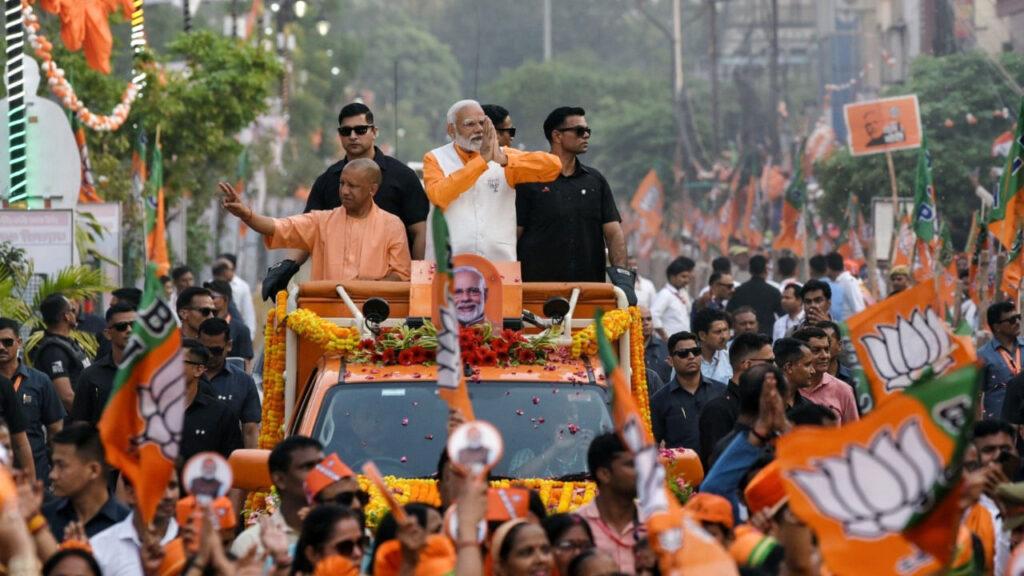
[815,52,1024,247]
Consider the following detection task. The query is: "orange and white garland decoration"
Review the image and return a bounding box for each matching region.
[245,291,288,516]
[627,306,652,432]
[22,0,147,131]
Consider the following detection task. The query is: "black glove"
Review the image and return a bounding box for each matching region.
[261,259,300,301]
[606,266,638,306]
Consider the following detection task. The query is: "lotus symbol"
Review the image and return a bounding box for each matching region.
[789,418,942,539]
[861,308,952,392]
[137,349,185,460]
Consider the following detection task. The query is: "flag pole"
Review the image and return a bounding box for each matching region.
[886,150,900,264]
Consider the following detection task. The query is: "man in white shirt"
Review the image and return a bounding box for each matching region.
[213,254,257,337]
[651,256,695,339]
[694,307,732,384]
[90,470,180,576]
[629,256,657,310]
[826,252,865,321]
[773,282,805,341]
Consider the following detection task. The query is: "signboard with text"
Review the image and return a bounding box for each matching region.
[0,210,75,275]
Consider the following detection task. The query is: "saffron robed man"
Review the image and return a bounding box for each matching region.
[218,159,411,283]
[423,99,562,263]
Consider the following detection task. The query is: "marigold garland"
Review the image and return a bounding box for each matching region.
[22,1,147,132]
[287,308,361,354]
[627,306,653,432]
[570,309,632,358]
[357,477,595,529]
[245,291,289,515]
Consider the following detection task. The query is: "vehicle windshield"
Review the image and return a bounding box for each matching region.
[312,382,613,479]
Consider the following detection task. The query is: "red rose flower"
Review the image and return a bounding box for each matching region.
[459,332,476,349]
[409,346,428,363]
[398,349,415,366]
[381,348,397,364]
[491,338,510,355]
[517,348,537,364]
[481,349,499,365]
[423,349,436,362]
[359,339,375,351]
[497,352,510,365]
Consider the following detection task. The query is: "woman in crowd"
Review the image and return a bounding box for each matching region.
[491,519,555,576]
[541,513,594,576]
[290,506,365,576]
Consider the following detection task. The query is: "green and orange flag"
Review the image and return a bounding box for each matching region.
[989,96,1024,249]
[776,365,978,575]
[144,139,170,277]
[594,309,737,574]
[842,278,974,413]
[98,264,184,524]
[431,209,474,420]
[772,149,806,256]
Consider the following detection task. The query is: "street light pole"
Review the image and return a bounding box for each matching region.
[543,0,552,61]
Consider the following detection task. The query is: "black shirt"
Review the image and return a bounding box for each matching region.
[12,363,65,481]
[31,332,89,388]
[228,316,254,360]
[698,381,741,466]
[71,354,118,425]
[304,146,429,230]
[650,376,726,453]
[516,161,621,282]
[202,363,261,424]
[726,277,782,338]
[181,392,243,462]
[0,374,27,434]
[42,494,129,540]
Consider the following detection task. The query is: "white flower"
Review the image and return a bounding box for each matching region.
[861,308,953,392]
[138,349,186,461]
[789,418,942,539]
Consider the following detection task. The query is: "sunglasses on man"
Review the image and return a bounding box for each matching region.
[189,307,216,318]
[557,125,591,137]
[108,321,133,332]
[338,125,373,137]
[495,127,517,137]
[997,314,1022,325]
[671,346,702,359]
[0,338,15,349]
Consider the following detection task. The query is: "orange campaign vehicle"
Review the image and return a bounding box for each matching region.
[232,255,703,527]
[843,95,923,157]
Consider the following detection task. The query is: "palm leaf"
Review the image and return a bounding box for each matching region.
[0,276,31,324]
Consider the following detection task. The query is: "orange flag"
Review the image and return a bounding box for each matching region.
[843,279,975,412]
[594,310,736,574]
[630,170,664,258]
[776,366,977,575]
[99,264,183,524]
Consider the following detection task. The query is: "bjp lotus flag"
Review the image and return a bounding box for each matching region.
[431,209,474,421]
[989,97,1024,249]
[776,365,978,575]
[630,169,664,258]
[594,309,737,574]
[99,264,184,524]
[891,213,915,267]
[1002,227,1024,300]
[843,280,976,413]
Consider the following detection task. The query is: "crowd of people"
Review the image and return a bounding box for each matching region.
[0,97,1019,575]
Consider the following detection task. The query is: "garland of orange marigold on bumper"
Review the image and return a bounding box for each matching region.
[570,307,651,432]
[245,291,289,516]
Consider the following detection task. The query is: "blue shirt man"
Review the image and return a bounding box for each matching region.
[980,302,1024,419]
